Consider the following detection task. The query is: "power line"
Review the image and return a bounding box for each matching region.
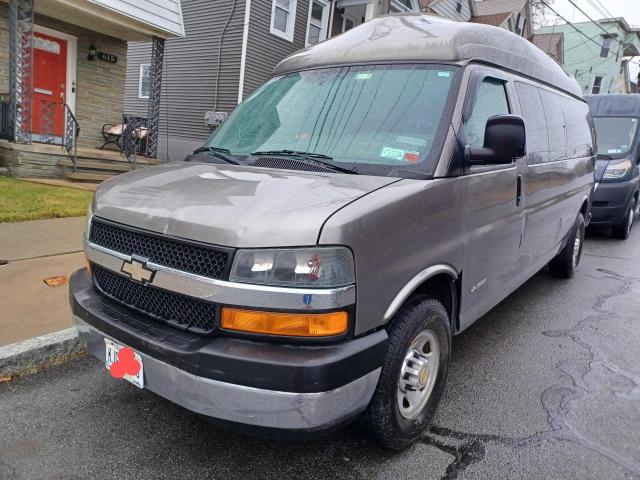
[538,0,640,67]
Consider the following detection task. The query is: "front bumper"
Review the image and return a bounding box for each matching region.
[70,269,386,431]
[591,181,637,226]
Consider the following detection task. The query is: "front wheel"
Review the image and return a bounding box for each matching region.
[361,297,451,450]
[611,199,636,240]
[549,213,585,279]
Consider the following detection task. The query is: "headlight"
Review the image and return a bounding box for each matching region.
[603,159,632,180]
[229,247,355,288]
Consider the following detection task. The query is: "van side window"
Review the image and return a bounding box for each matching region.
[539,90,567,162]
[465,78,510,147]
[562,100,593,158]
[515,82,549,165]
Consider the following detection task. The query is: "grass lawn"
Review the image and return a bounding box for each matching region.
[0,177,93,222]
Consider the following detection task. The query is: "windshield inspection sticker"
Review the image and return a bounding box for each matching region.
[380,147,406,162]
[404,151,420,163]
[355,72,372,80]
[438,71,452,78]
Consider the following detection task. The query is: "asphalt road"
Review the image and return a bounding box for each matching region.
[2,223,640,480]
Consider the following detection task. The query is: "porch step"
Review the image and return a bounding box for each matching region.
[65,171,114,182]
[59,159,134,172]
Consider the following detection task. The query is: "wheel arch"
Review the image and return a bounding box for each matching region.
[383,264,460,333]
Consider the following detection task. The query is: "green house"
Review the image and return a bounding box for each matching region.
[536,18,640,95]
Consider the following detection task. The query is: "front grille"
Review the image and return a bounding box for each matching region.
[92,265,216,334]
[89,219,231,279]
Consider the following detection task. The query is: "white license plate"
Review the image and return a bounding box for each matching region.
[104,339,144,388]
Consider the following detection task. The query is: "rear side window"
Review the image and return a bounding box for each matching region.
[539,90,567,162]
[515,82,549,165]
[465,78,510,147]
[562,100,593,158]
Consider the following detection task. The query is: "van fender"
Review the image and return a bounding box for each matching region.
[383,264,458,321]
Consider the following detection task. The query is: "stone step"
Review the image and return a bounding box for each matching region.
[65,171,114,183]
[59,159,135,172]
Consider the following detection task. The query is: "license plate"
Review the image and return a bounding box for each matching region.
[104,339,144,388]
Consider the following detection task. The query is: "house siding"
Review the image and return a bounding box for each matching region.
[0,4,127,150]
[88,0,184,37]
[125,0,246,161]
[242,0,311,98]
[431,0,473,22]
[537,21,633,95]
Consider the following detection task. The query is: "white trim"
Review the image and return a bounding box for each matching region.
[327,0,335,38]
[139,63,151,99]
[305,0,330,47]
[33,25,77,115]
[270,0,297,42]
[238,0,252,103]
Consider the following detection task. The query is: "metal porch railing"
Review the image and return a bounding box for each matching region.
[63,104,80,171]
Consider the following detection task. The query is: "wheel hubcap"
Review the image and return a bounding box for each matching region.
[628,208,634,235]
[397,330,440,420]
[572,234,581,268]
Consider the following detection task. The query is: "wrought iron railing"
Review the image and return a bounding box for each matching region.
[0,100,12,140]
[63,104,80,171]
[122,114,148,169]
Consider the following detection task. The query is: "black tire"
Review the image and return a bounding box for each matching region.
[361,297,451,450]
[611,199,636,240]
[549,213,585,279]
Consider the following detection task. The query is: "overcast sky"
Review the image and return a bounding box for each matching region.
[546,0,640,78]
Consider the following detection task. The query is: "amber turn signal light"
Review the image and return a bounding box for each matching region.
[221,308,348,337]
[85,256,92,277]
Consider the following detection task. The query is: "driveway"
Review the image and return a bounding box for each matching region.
[1,225,639,480]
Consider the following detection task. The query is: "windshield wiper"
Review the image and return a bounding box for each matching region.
[596,153,613,160]
[192,146,240,165]
[251,150,358,174]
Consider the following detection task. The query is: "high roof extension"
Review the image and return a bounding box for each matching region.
[274,13,582,98]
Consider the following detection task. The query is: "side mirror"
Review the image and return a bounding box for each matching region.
[466,115,526,166]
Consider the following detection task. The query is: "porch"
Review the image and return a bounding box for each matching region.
[0,0,183,180]
[0,140,161,183]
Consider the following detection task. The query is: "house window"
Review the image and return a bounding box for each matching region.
[390,0,420,12]
[600,36,612,58]
[139,64,150,99]
[306,0,329,46]
[592,75,604,94]
[271,0,297,42]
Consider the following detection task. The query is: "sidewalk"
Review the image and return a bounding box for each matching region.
[0,217,86,347]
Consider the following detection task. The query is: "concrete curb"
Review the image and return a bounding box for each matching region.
[0,327,86,381]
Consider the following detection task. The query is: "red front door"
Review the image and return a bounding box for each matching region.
[32,32,67,138]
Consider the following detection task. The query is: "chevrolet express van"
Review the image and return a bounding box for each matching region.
[71,14,595,449]
[586,94,640,239]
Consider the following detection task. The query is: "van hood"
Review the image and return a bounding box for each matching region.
[93,162,398,248]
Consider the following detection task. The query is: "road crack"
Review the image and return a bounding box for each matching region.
[421,268,640,479]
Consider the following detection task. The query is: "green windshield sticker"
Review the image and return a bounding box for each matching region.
[438,71,451,78]
[355,73,372,80]
[380,146,406,161]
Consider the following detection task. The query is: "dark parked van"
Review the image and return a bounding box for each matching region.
[71,14,595,449]
[587,94,640,239]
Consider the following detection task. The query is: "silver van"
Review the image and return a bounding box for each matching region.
[71,14,595,449]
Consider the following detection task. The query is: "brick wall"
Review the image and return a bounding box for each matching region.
[0,4,127,148]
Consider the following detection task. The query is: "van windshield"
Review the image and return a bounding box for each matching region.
[593,117,639,156]
[204,65,459,177]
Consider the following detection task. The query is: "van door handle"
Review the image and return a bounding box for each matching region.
[516,175,522,207]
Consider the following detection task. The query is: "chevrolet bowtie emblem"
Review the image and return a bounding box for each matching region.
[121,258,156,284]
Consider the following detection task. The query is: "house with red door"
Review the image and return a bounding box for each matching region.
[0,0,184,182]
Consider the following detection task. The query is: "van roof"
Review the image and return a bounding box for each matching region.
[587,94,640,117]
[274,13,582,98]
